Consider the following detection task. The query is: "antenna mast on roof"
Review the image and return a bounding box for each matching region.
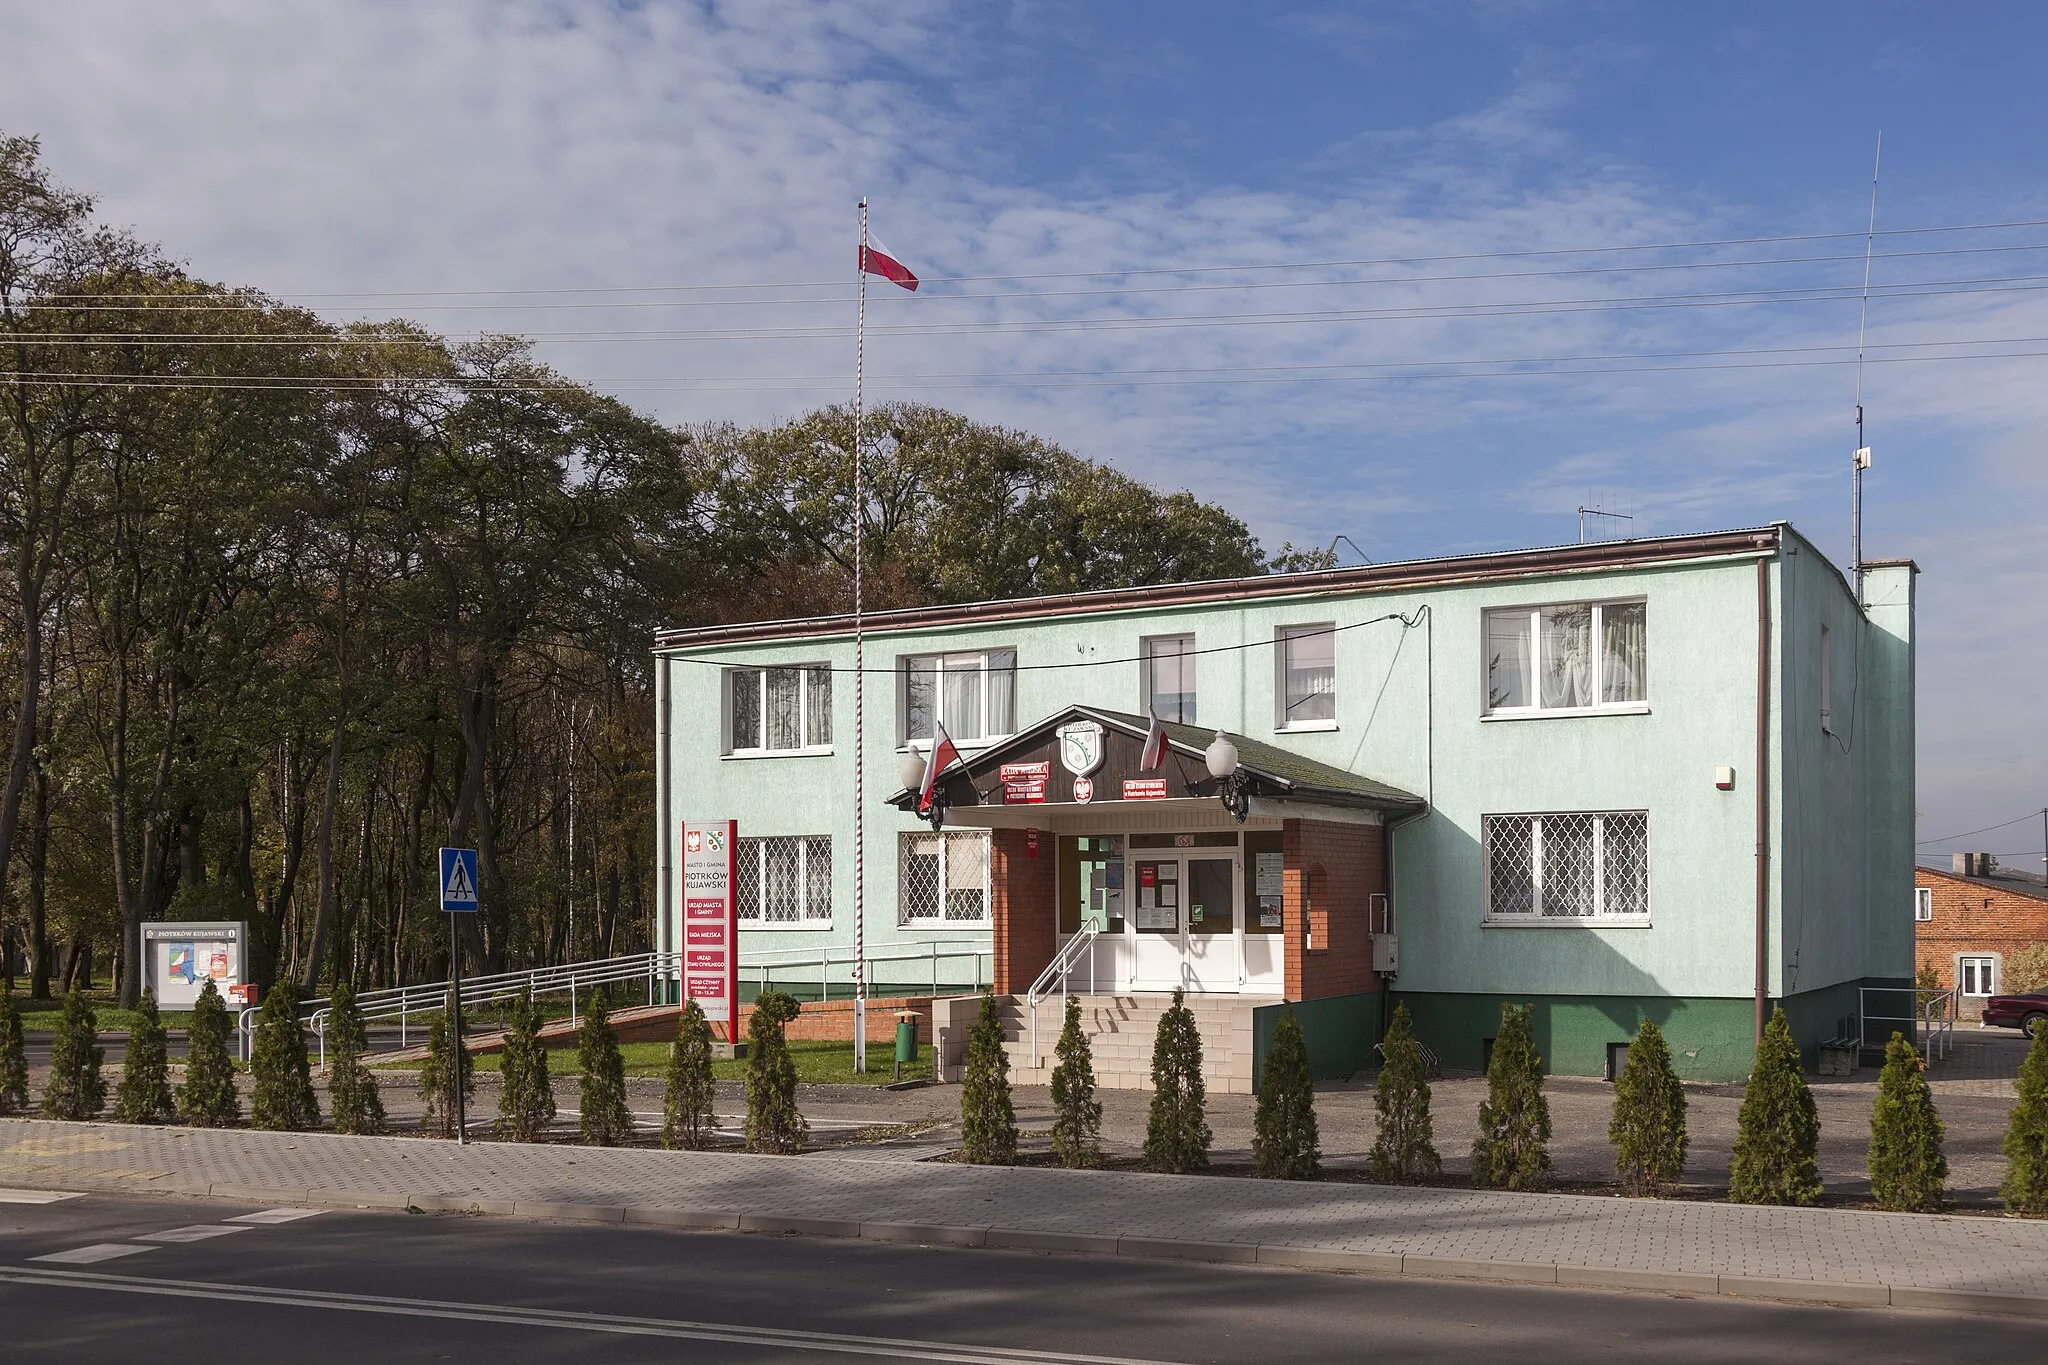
[1851,133,1882,604]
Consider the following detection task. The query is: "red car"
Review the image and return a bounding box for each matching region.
[1982,993,2048,1036]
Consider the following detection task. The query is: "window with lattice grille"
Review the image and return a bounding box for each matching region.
[1483,811,1649,924]
[734,836,832,926]
[899,830,990,925]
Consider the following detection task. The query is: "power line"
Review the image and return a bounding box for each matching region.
[1916,808,2048,845]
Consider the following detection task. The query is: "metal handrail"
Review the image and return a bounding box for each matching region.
[1026,919,1101,1066]
[741,939,988,1001]
[1857,984,1960,1067]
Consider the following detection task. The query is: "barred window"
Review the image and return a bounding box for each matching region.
[734,836,832,924]
[899,830,990,925]
[1484,812,1648,923]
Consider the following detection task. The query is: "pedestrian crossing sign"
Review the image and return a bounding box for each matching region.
[439,847,479,913]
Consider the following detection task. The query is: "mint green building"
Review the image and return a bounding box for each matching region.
[654,524,1915,1083]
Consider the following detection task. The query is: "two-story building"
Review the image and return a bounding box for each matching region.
[652,523,1916,1086]
[1915,853,2048,1016]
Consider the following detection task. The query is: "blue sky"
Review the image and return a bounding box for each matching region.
[5,1,2046,860]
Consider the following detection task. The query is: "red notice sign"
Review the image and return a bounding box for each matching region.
[1122,778,1169,800]
[1000,761,1049,804]
[680,820,738,1028]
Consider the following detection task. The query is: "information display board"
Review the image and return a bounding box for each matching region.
[141,921,248,1009]
[680,820,740,1028]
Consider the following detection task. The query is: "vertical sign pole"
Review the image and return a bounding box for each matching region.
[853,199,869,1074]
[449,907,466,1146]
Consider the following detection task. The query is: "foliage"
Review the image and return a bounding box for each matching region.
[1914,960,1940,994]
[577,990,632,1146]
[1049,995,1101,1169]
[1729,1008,1822,1206]
[1608,1017,1687,1195]
[662,998,717,1150]
[112,989,175,1123]
[326,982,386,1136]
[496,985,555,1141]
[2002,1019,2048,1214]
[1869,1033,1946,1212]
[1370,1003,1442,1182]
[1253,1006,1320,1180]
[40,988,105,1120]
[2006,943,2048,995]
[960,991,1018,1165]
[0,982,28,1114]
[744,990,806,1153]
[1143,989,1211,1174]
[1471,1002,1551,1191]
[177,979,240,1127]
[250,982,320,1130]
[418,1006,475,1140]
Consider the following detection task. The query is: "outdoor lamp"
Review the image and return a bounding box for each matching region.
[1204,731,1239,780]
[1206,731,1250,823]
[899,748,927,792]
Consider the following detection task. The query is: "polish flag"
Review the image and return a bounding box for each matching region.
[859,235,920,291]
[1139,715,1169,772]
[919,721,962,813]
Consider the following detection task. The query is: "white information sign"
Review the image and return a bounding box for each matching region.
[141,921,248,1010]
[680,820,739,1027]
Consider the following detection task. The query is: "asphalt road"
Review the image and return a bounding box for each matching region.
[1,1190,2041,1363]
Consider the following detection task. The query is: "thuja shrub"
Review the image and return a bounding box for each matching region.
[1608,1017,1687,1195]
[419,1007,475,1139]
[177,979,241,1128]
[498,986,556,1142]
[1370,1003,1441,1182]
[1869,1033,1946,1212]
[1471,1002,1551,1191]
[41,988,105,1121]
[250,983,321,1131]
[1049,995,1102,1169]
[2000,1018,2048,1215]
[663,998,717,1150]
[1729,1008,1822,1206]
[0,981,32,1115]
[744,990,807,1154]
[578,990,633,1147]
[1253,1005,1320,1180]
[327,982,387,1136]
[112,989,176,1124]
[961,991,1018,1165]
[1143,988,1211,1174]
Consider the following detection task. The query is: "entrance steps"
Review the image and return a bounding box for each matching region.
[997,993,1278,1096]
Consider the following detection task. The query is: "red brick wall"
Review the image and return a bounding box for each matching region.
[1914,867,2048,1011]
[1283,818,1385,1002]
[991,827,1057,994]
[737,995,936,1043]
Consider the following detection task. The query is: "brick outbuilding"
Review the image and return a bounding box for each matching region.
[1914,853,2048,1015]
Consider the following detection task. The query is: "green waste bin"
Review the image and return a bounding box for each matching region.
[895,1012,919,1065]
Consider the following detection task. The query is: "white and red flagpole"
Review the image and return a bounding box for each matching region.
[853,198,869,1073]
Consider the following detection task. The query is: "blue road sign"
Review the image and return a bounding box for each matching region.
[439,847,480,913]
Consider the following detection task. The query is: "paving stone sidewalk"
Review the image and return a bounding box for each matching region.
[3,1117,2046,1317]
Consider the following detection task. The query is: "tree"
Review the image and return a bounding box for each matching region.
[1253,1005,1319,1180]
[497,985,556,1142]
[40,987,104,1119]
[577,989,632,1146]
[1729,1008,1822,1206]
[2000,1016,2048,1215]
[743,990,805,1154]
[1471,1002,1551,1191]
[1049,995,1101,1169]
[326,982,386,1136]
[1608,1017,1687,1195]
[249,982,320,1130]
[111,987,174,1123]
[1143,988,1211,1173]
[0,979,29,1113]
[1370,1003,1441,1182]
[960,991,1017,1165]
[177,978,239,1127]
[662,997,717,1151]
[1869,1033,1946,1212]
[419,1007,474,1140]
[2006,943,2048,995]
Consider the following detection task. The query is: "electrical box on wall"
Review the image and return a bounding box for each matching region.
[1372,933,1398,974]
[1715,765,1736,790]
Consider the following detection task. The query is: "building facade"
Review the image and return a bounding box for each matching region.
[1915,855,2048,1016]
[653,523,1916,1081]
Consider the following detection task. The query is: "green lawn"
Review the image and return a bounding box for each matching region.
[9,990,196,1034]
[380,1038,934,1087]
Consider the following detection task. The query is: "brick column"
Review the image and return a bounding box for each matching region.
[990,828,1057,994]
[1283,818,1385,1002]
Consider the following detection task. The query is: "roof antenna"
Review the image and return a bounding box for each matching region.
[1577,505,1633,544]
[1325,534,1372,566]
[1851,132,1881,604]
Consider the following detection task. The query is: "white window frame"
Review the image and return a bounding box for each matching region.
[899,649,1016,748]
[1914,887,1932,922]
[1276,623,1338,731]
[1482,810,1652,927]
[1481,597,1649,718]
[723,664,832,756]
[1141,633,1197,725]
[898,830,992,927]
[734,835,833,929]
[1958,954,1997,997]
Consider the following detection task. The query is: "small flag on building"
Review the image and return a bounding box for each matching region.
[1139,714,1169,772]
[859,234,919,291]
[919,721,962,814]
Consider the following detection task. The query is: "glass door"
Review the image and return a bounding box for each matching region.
[1130,857,1184,990]
[1183,856,1239,990]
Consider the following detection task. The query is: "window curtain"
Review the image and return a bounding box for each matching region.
[1539,605,1594,708]
[730,669,762,749]
[985,650,1016,735]
[1484,612,1532,709]
[804,666,832,745]
[1600,603,1647,703]
[765,668,803,749]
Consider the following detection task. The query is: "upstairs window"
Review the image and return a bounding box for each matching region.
[901,649,1016,745]
[1142,634,1197,724]
[1485,600,1646,714]
[1278,624,1336,728]
[727,665,831,753]
[1915,887,1932,922]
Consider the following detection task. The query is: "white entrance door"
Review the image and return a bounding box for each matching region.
[1182,855,1240,991]
[1126,852,1243,992]
[1130,856,1186,990]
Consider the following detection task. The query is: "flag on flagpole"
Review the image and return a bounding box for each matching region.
[1139,714,1169,772]
[859,234,920,291]
[918,721,962,813]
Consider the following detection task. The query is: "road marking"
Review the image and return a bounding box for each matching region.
[28,1244,156,1265]
[0,1189,83,1204]
[137,1226,252,1244]
[0,1266,1192,1363]
[226,1208,325,1225]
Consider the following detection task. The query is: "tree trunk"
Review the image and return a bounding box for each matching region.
[26,757,51,998]
[301,700,349,992]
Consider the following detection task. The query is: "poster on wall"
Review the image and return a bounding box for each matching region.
[681,820,739,1029]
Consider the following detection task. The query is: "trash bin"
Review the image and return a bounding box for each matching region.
[895,1012,919,1065]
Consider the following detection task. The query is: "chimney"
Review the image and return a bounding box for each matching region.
[1953,852,1997,877]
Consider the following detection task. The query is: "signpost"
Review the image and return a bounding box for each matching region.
[680,821,740,1043]
[439,846,479,1145]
